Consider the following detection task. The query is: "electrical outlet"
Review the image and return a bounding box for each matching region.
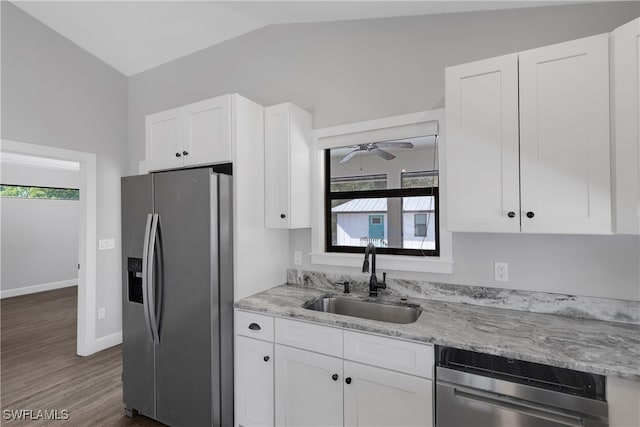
[294,251,303,266]
[98,307,106,319]
[494,262,508,282]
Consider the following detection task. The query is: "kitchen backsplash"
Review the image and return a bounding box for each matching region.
[287,269,640,325]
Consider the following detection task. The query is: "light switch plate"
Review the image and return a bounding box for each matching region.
[99,239,115,250]
[98,307,106,319]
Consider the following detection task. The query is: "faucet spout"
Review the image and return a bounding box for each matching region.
[362,243,375,274]
[363,243,385,297]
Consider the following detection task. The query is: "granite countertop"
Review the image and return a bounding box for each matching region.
[235,284,640,381]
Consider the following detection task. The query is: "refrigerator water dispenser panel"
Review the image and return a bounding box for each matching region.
[127,257,143,304]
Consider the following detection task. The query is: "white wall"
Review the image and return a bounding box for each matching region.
[1,161,79,188]
[127,2,640,301]
[1,198,79,293]
[1,2,129,337]
[0,160,80,296]
[1,196,79,292]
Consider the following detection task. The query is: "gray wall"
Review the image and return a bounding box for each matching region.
[128,2,640,301]
[1,162,79,294]
[1,2,129,336]
[1,198,79,292]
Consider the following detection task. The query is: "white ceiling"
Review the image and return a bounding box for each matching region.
[12,1,586,76]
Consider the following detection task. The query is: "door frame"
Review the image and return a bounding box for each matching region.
[1,139,97,356]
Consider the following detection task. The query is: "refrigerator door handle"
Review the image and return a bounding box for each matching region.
[141,213,154,343]
[147,213,160,344]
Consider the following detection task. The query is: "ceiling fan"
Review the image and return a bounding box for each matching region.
[339,141,414,164]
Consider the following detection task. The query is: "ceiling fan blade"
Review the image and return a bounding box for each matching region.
[339,149,361,163]
[376,141,414,149]
[370,147,396,161]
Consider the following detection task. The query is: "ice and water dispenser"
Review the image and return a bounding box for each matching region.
[127,257,144,303]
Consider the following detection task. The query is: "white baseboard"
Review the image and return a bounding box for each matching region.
[0,279,77,299]
[93,331,123,353]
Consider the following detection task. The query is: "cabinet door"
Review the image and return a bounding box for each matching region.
[344,361,433,427]
[183,96,232,167]
[519,34,611,234]
[264,104,291,228]
[145,107,183,172]
[235,336,274,427]
[445,54,521,232]
[275,345,343,427]
[612,18,640,234]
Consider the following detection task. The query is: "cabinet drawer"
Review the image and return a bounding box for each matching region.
[236,310,274,342]
[275,318,343,357]
[344,330,434,378]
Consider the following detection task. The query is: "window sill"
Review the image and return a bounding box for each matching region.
[310,252,454,274]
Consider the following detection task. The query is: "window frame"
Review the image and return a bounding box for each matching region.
[324,149,440,256]
[310,109,453,274]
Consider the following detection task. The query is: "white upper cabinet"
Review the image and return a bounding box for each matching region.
[612,18,640,235]
[519,34,611,234]
[145,94,232,172]
[182,96,231,168]
[264,103,313,229]
[145,107,183,172]
[445,33,612,234]
[445,54,520,233]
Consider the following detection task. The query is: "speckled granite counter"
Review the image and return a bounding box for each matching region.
[235,284,640,381]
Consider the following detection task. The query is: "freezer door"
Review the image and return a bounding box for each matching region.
[121,174,156,418]
[153,168,219,427]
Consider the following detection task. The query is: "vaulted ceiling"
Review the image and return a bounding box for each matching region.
[12,1,584,76]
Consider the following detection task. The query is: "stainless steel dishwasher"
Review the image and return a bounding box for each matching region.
[436,347,608,427]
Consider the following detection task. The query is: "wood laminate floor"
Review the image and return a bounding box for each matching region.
[1,287,162,426]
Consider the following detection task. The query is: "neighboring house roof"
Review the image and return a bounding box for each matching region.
[332,197,434,213]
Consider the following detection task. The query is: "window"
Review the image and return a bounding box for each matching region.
[325,135,439,256]
[0,185,79,200]
[415,214,427,237]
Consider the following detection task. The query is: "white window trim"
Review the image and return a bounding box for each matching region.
[310,109,454,274]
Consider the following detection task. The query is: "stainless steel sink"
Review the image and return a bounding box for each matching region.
[303,296,422,324]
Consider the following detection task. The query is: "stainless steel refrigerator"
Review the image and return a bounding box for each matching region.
[121,167,233,427]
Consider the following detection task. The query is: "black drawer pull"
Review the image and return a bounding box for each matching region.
[263,356,270,362]
[345,377,352,384]
[248,323,261,331]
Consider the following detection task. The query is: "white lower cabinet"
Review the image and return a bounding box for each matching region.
[344,361,433,427]
[236,311,434,427]
[235,336,274,427]
[275,345,343,427]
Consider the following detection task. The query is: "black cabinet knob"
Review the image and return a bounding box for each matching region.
[183,150,189,156]
[332,374,338,381]
[248,323,261,331]
[175,152,181,157]
[280,214,286,219]
[507,211,516,218]
[263,356,270,362]
[526,211,535,219]
[345,377,352,384]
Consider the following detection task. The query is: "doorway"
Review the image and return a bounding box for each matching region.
[1,139,97,356]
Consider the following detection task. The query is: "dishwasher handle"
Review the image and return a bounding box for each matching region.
[444,382,586,427]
